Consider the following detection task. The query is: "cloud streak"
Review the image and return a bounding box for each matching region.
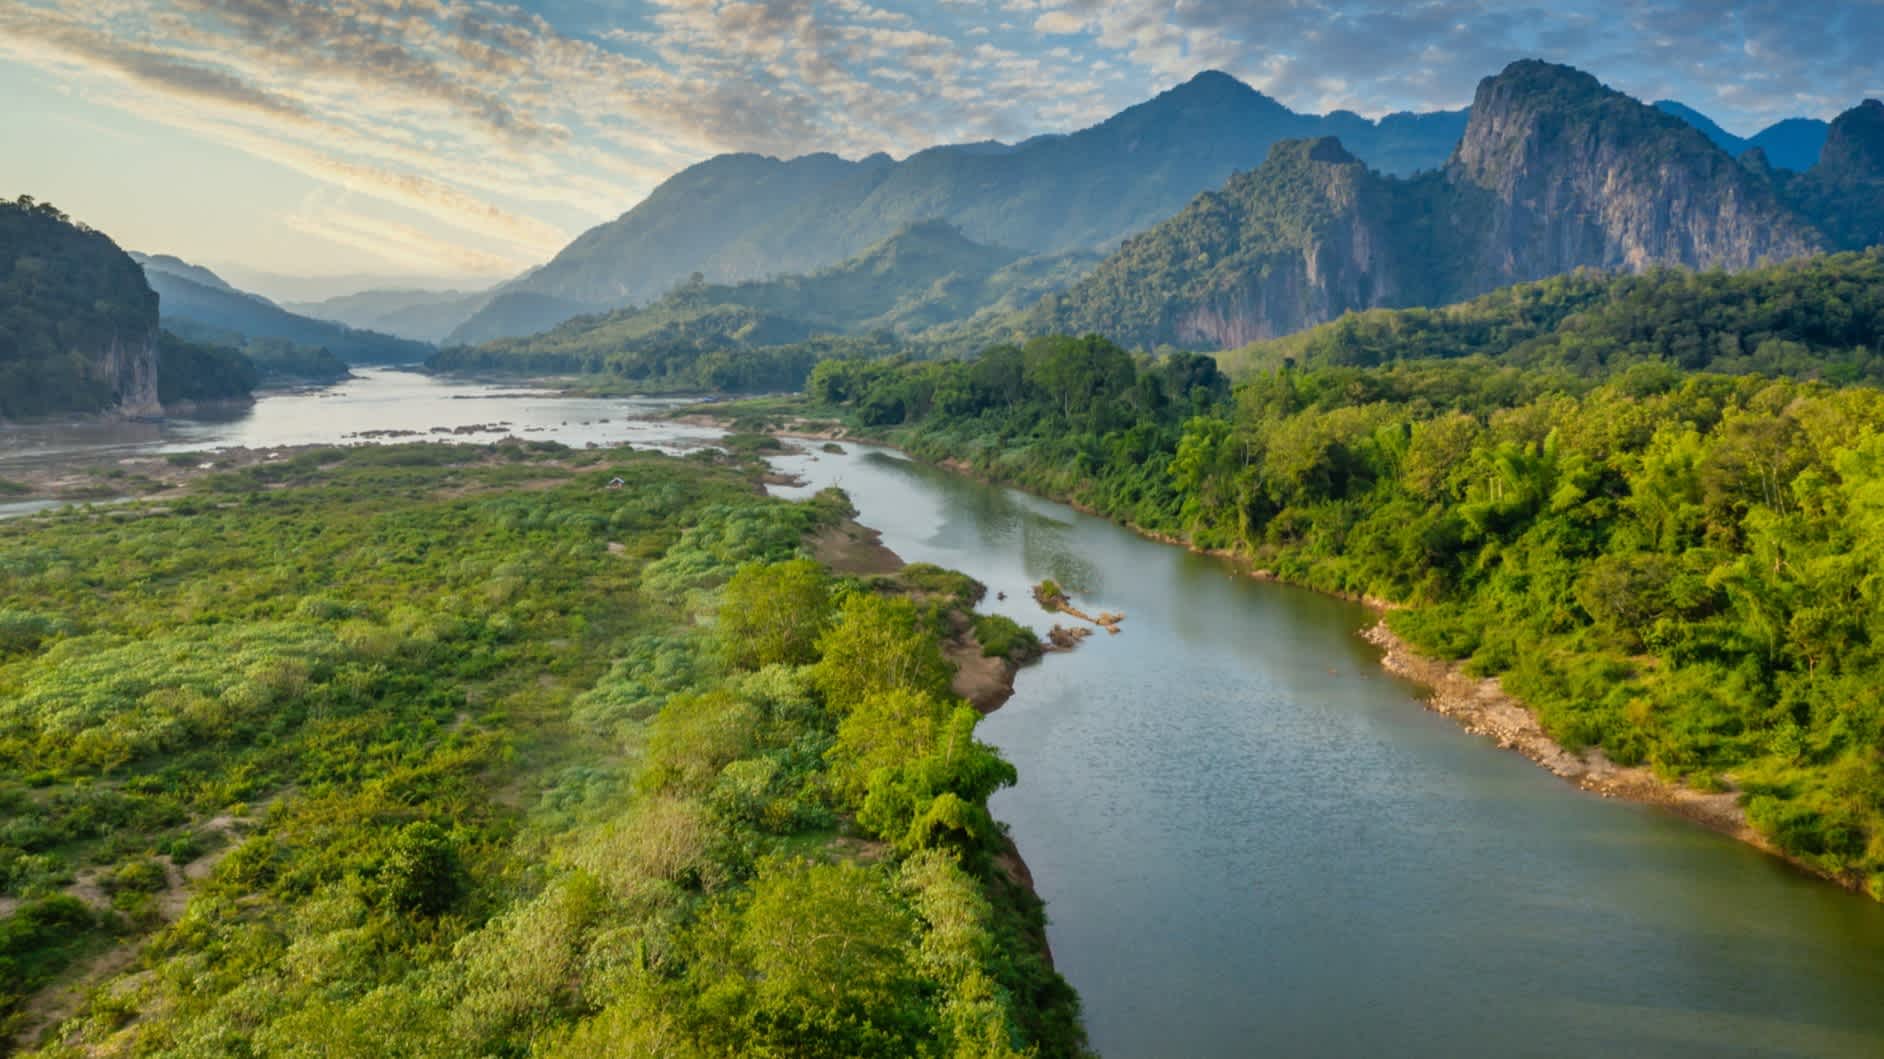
[2,0,1875,281]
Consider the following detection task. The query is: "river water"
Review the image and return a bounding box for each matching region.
[7,374,1884,1056]
[766,442,1884,1059]
[0,368,719,517]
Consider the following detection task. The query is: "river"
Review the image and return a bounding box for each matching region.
[0,368,719,517]
[6,374,1884,1056]
[766,441,1884,1059]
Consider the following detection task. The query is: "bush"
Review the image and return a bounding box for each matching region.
[973,613,1040,661]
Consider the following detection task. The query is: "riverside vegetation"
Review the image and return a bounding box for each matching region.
[751,250,1884,899]
[0,442,1081,1056]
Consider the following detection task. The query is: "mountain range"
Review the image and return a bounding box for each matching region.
[1,201,336,419]
[1017,62,1879,351]
[10,60,1877,416]
[430,220,1089,386]
[133,253,432,364]
[442,72,1482,343]
[1651,101,1829,170]
[295,71,1846,350]
[284,288,492,345]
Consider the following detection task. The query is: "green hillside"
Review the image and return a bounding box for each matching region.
[1217,250,1884,380]
[432,223,1091,391]
[0,197,158,417]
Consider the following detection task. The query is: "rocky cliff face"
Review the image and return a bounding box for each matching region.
[98,327,162,416]
[1449,61,1822,284]
[1039,60,1829,350]
[1032,138,1434,349]
[1169,142,1410,347]
[469,71,1476,342]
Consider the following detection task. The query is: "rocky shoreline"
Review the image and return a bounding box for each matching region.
[1358,620,1771,849]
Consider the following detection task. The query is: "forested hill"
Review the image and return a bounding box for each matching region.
[449,72,1470,341]
[135,253,433,365]
[783,252,1884,898]
[1219,250,1884,380]
[1780,99,1884,256]
[0,196,161,418]
[1021,61,1827,352]
[431,222,1093,391]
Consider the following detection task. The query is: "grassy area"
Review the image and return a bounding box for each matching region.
[2,441,1084,1055]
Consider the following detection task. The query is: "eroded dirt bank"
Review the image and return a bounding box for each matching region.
[1359,621,1769,849]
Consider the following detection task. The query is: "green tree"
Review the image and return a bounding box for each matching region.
[811,595,953,715]
[718,559,834,669]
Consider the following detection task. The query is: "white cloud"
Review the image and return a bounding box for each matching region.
[5,0,1875,279]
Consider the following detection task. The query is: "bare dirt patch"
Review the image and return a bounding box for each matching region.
[946,641,1018,713]
[808,520,904,576]
[16,813,252,1052]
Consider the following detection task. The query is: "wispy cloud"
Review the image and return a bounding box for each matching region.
[2,0,1875,281]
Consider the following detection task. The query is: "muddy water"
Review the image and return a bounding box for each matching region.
[767,441,1884,1059]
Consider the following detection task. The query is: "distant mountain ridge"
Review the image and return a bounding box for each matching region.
[1653,101,1830,170]
[135,255,433,364]
[434,221,1093,385]
[285,288,493,344]
[446,71,1473,342]
[1023,61,1847,351]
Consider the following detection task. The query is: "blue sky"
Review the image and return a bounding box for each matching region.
[3,1,1879,296]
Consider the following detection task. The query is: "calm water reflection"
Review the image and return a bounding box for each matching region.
[0,368,721,469]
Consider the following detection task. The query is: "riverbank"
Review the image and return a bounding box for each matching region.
[954,445,1848,890]
[1359,621,1769,848]
[720,413,1865,897]
[802,507,1058,973]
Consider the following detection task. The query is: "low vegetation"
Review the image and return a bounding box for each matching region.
[0,442,1083,1055]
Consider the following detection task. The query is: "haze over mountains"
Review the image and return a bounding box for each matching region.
[2,201,339,419]
[396,69,1841,348]
[431,221,1099,386]
[133,253,432,365]
[284,289,493,346]
[441,72,1483,343]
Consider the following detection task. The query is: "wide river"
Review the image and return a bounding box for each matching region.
[7,372,1884,1056]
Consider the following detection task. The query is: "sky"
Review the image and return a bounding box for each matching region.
[3,0,1880,299]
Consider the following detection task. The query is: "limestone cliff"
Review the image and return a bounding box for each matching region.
[1035,61,1828,350]
[1448,61,1822,282]
[100,327,162,416]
